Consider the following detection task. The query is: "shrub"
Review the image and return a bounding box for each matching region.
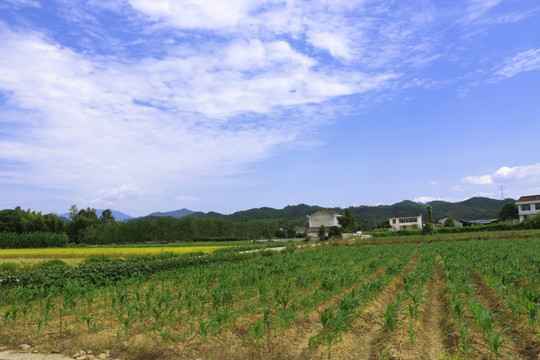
[0,262,18,273]
[422,223,434,235]
[328,226,342,238]
[0,232,69,249]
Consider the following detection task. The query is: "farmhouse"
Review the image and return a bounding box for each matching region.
[516,195,540,222]
[434,216,468,227]
[307,209,342,235]
[388,214,423,230]
[433,216,500,227]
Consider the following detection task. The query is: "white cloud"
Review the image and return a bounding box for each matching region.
[2,0,41,7]
[128,0,255,30]
[2,1,538,212]
[91,184,146,206]
[492,164,540,182]
[463,175,494,185]
[0,24,397,209]
[494,49,540,79]
[413,196,438,203]
[462,163,540,186]
[307,31,353,59]
[413,196,457,203]
[176,195,200,201]
[462,0,502,23]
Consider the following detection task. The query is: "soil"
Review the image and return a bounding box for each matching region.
[3,242,539,360]
[0,351,72,360]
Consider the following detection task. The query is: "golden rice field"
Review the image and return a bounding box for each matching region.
[0,245,223,265]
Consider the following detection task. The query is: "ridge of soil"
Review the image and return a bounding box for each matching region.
[323,247,419,360]
[469,268,540,360]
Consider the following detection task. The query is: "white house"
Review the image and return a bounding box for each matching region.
[516,195,540,222]
[388,214,423,230]
[307,209,342,235]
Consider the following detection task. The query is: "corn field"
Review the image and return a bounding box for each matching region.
[0,238,538,359]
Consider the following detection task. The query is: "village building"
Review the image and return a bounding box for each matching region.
[516,195,540,222]
[388,214,423,230]
[307,209,342,236]
[433,216,499,227]
[434,216,468,227]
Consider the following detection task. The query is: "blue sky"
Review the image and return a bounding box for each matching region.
[1,0,539,216]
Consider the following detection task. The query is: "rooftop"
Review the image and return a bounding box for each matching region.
[516,195,540,203]
[310,209,343,216]
[389,214,421,218]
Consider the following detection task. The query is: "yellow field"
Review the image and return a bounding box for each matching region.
[0,245,222,264]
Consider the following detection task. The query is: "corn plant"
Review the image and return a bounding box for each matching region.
[380,300,402,338]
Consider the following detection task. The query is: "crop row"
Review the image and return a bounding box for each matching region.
[434,239,539,358]
[435,239,539,332]
[0,244,413,347]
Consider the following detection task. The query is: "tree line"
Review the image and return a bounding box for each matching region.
[1,206,301,245]
[0,201,527,247]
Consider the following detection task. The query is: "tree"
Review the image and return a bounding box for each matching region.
[67,207,100,243]
[422,222,434,235]
[523,213,540,229]
[100,209,115,223]
[318,225,327,240]
[498,202,518,222]
[377,220,391,229]
[338,209,357,232]
[0,208,22,233]
[443,217,456,227]
[328,226,342,238]
[69,205,79,220]
[425,205,433,223]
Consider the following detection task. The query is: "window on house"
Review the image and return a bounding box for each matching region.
[392,219,396,224]
[521,204,531,211]
[399,217,418,223]
[536,203,540,210]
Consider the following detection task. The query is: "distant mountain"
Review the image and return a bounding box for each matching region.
[99,209,134,222]
[188,197,514,229]
[54,197,514,229]
[59,209,134,222]
[147,208,194,219]
[344,197,515,226]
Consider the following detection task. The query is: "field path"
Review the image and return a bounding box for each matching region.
[414,258,452,359]
[268,260,392,360]
[328,247,419,360]
[0,351,72,360]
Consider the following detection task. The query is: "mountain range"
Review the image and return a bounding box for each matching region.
[62,197,513,225]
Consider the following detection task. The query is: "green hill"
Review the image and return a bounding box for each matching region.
[188,197,513,230]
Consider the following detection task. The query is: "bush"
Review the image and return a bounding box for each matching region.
[0,232,69,248]
[523,213,540,229]
[192,237,241,242]
[328,226,342,238]
[0,262,18,273]
[422,222,434,235]
[284,241,296,253]
[0,247,256,289]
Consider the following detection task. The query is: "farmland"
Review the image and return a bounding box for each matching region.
[0,244,226,266]
[0,237,539,360]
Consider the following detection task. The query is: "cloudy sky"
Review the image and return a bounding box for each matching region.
[1,0,539,216]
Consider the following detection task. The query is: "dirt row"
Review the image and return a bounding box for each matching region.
[184,252,410,360]
[184,246,539,360]
[3,244,538,360]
